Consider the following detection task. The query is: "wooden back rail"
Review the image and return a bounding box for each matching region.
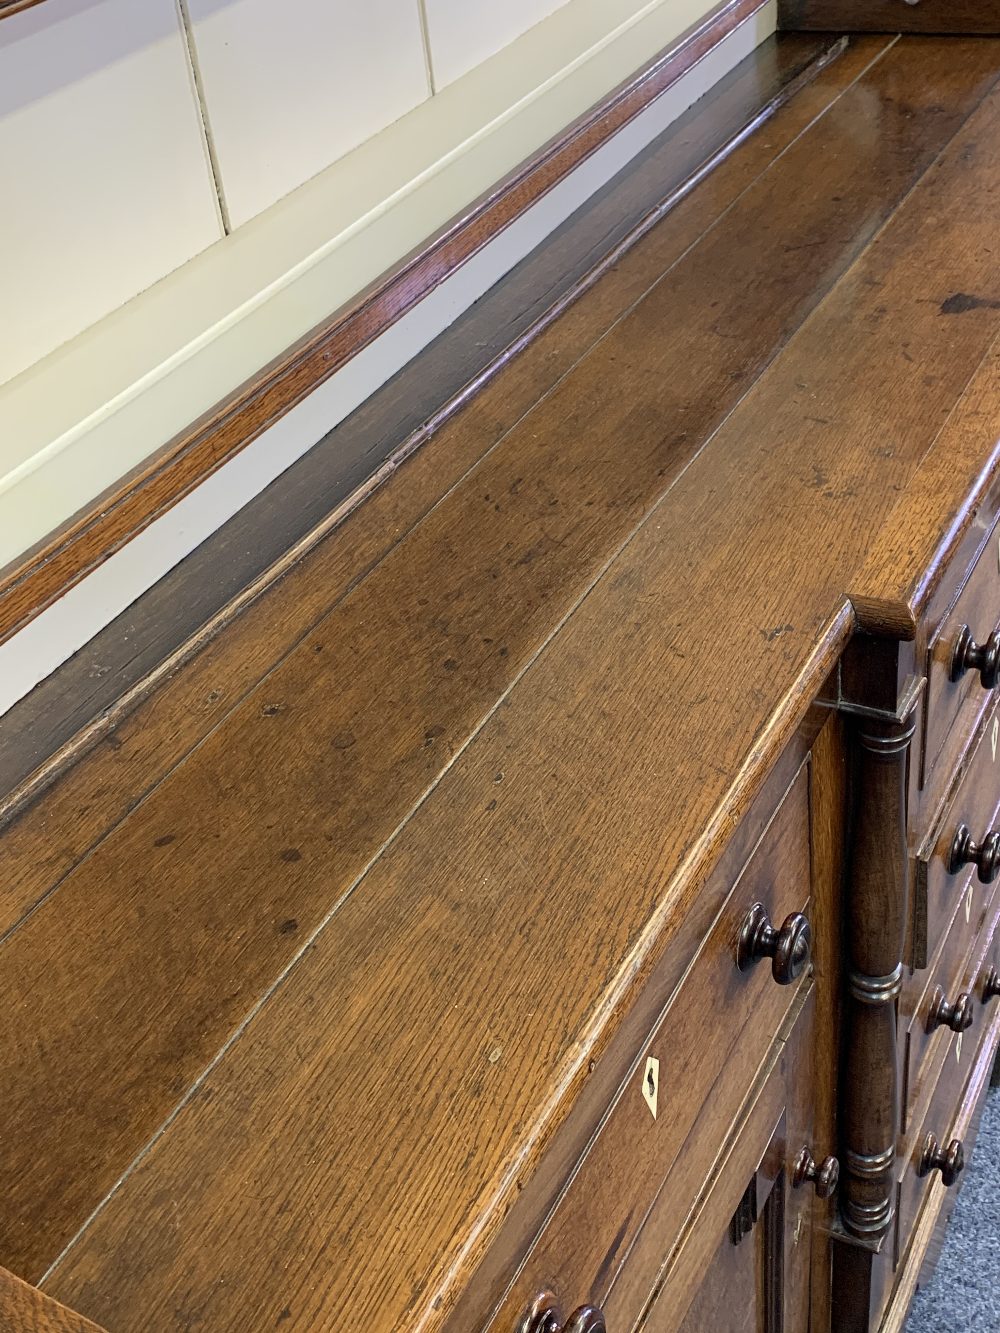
[0,0,772,648]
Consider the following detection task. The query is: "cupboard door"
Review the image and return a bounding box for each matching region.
[639,993,824,1333]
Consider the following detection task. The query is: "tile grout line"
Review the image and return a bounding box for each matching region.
[416,0,438,95]
[175,0,232,235]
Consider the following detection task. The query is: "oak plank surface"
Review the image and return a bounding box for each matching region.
[0,35,883,934]
[781,0,1000,32]
[0,0,778,647]
[2,36,986,1291]
[0,31,843,812]
[851,337,1000,637]
[0,1268,103,1333]
[38,49,1000,1332]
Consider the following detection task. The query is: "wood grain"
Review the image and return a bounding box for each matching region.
[0,30,850,812]
[488,767,811,1331]
[0,1269,103,1333]
[781,0,1000,32]
[0,0,774,647]
[2,36,984,1295]
[0,1,45,17]
[37,43,1000,1332]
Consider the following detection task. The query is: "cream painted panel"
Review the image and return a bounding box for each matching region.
[0,0,223,388]
[424,0,575,87]
[185,0,431,228]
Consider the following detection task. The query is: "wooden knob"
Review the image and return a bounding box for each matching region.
[517,1293,607,1333]
[792,1147,839,1199]
[951,624,1000,690]
[918,1134,964,1187]
[948,824,1000,884]
[736,903,811,985]
[983,967,1000,1003]
[926,986,975,1034]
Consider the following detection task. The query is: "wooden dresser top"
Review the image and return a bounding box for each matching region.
[6,31,1000,1333]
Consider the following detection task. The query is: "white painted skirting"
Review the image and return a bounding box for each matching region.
[0,3,775,718]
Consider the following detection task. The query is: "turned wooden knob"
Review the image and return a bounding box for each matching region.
[517,1293,606,1333]
[926,986,975,1034]
[948,824,1000,884]
[918,1134,965,1187]
[951,624,1000,690]
[736,903,811,985]
[792,1147,839,1199]
[983,967,1000,1003]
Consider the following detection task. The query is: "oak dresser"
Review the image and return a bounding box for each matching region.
[4,23,1000,1333]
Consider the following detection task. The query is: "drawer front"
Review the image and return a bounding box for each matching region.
[612,989,820,1332]
[489,766,813,1333]
[897,900,1000,1268]
[913,694,1000,970]
[902,885,983,1129]
[924,516,1000,787]
[895,1022,974,1272]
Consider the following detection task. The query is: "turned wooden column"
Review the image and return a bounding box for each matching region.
[840,706,915,1239]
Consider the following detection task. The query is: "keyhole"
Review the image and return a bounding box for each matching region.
[647,1068,655,1096]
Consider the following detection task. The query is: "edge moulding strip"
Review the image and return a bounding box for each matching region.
[0,27,851,830]
[0,0,775,650]
[0,0,781,724]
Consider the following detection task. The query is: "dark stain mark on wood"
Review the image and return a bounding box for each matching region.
[279,849,302,864]
[594,1210,634,1293]
[940,292,1000,315]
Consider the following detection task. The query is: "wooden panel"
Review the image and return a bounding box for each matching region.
[490,767,811,1331]
[923,514,1000,786]
[635,992,815,1333]
[902,874,993,1131]
[781,0,1000,32]
[0,1269,104,1333]
[896,982,1000,1273]
[0,0,776,651]
[913,695,1000,971]
[0,34,965,1291]
[39,44,1000,1333]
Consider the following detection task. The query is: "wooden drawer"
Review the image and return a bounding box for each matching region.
[896,900,1000,1269]
[895,1021,974,1272]
[902,883,985,1131]
[924,514,1000,788]
[488,766,813,1332]
[912,693,1000,970]
[631,989,819,1333]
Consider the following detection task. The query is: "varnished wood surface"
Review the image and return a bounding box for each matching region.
[488,768,811,1330]
[0,28,928,1283]
[0,1,45,17]
[0,1268,103,1333]
[28,36,1000,1333]
[0,0,775,649]
[0,30,845,814]
[781,0,1000,32]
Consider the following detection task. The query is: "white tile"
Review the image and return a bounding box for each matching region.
[0,0,223,387]
[424,0,573,87]
[184,0,431,228]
